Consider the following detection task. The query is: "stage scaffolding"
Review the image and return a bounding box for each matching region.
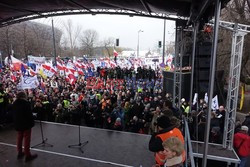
[172,6,250,167]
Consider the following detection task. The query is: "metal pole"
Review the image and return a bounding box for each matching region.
[202,0,221,167]
[178,28,183,107]
[162,19,166,63]
[137,31,139,59]
[173,22,178,107]
[189,22,199,112]
[0,51,2,66]
[52,18,57,67]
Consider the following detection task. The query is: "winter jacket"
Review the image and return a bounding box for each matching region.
[12,98,34,131]
[233,131,250,157]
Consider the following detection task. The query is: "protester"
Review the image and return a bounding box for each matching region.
[12,91,38,162]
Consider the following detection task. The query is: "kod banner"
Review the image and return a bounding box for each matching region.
[17,75,39,90]
[28,55,45,64]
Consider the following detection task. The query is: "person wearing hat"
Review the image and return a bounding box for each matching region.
[234,125,250,167]
[149,115,185,167]
[12,91,38,162]
[242,112,250,135]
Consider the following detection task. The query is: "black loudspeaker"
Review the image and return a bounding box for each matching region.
[194,42,225,104]
[182,55,191,67]
[163,71,191,101]
[194,42,211,98]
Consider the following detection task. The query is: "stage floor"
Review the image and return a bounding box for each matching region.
[0,122,154,167]
[191,141,240,166]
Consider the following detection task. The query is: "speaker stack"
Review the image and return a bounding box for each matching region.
[194,42,225,104]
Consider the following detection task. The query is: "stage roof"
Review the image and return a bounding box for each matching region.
[0,0,230,27]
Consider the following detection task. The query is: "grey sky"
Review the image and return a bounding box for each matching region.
[34,14,176,51]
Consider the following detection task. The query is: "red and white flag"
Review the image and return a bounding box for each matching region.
[113,50,118,57]
[10,71,17,82]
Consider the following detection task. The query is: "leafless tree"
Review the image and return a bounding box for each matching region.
[102,37,115,57]
[0,21,62,59]
[79,29,99,57]
[62,19,82,57]
[218,0,250,83]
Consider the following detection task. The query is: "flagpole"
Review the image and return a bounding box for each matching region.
[51,18,57,67]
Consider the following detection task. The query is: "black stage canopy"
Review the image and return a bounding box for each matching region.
[0,0,229,27]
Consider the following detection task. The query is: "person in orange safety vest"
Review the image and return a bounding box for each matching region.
[149,115,185,167]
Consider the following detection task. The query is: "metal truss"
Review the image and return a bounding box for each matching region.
[0,9,188,27]
[222,23,250,149]
[173,23,184,108]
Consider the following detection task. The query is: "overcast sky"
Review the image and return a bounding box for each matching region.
[34,14,176,51]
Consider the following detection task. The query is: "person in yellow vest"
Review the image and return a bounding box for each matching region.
[149,115,185,167]
[63,99,70,109]
[181,100,189,117]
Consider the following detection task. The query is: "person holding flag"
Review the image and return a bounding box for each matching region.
[114,49,118,63]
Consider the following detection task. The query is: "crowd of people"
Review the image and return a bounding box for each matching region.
[0,65,164,134]
[0,62,249,166]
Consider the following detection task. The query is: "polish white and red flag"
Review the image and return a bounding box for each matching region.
[66,61,76,74]
[56,61,66,71]
[74,60,84,69]
[65,69,77,85]
[45,61,57,74]
[10,56,28,71]
[10,71,17,82]
[109,60,117,68]
[113,50,118,57]
[41,64,55,78]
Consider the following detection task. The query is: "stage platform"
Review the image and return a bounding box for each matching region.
[191,141,240,166]
[0,122,154,167]
[0,122,242,167]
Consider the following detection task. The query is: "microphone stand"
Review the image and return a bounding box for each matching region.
[32,119,53,148]
[68,108,88,153]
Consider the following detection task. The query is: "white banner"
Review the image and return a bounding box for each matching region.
[42,68,54,78]
[204,93,208,104]
[17,75,39,90]
[211,95,219,110]
[28,55,45,64]
[193,93,198,105]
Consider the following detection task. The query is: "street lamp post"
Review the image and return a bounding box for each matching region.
[137,30,143,58]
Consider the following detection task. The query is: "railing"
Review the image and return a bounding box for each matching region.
[184,117,196,167]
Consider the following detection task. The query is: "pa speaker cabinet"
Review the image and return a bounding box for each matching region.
[163,71,191,101]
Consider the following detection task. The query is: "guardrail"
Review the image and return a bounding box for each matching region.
[184,117,196,167]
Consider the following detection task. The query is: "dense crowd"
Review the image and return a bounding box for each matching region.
[1,64,249,137]
[0,65,166,134]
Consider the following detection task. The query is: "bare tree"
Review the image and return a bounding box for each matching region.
[0,26,13,57]
[218,0,250,82]
[62,19,82,57]
[79,29,99,57]
[0,21,62,59]
[102,37,114,57]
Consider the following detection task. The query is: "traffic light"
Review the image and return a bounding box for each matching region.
[116,38,119,46]
[158,41,162,48]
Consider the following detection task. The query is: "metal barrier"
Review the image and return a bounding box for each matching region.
[184,118,196,167]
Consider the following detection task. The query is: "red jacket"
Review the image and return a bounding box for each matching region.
[234,131,250,157]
